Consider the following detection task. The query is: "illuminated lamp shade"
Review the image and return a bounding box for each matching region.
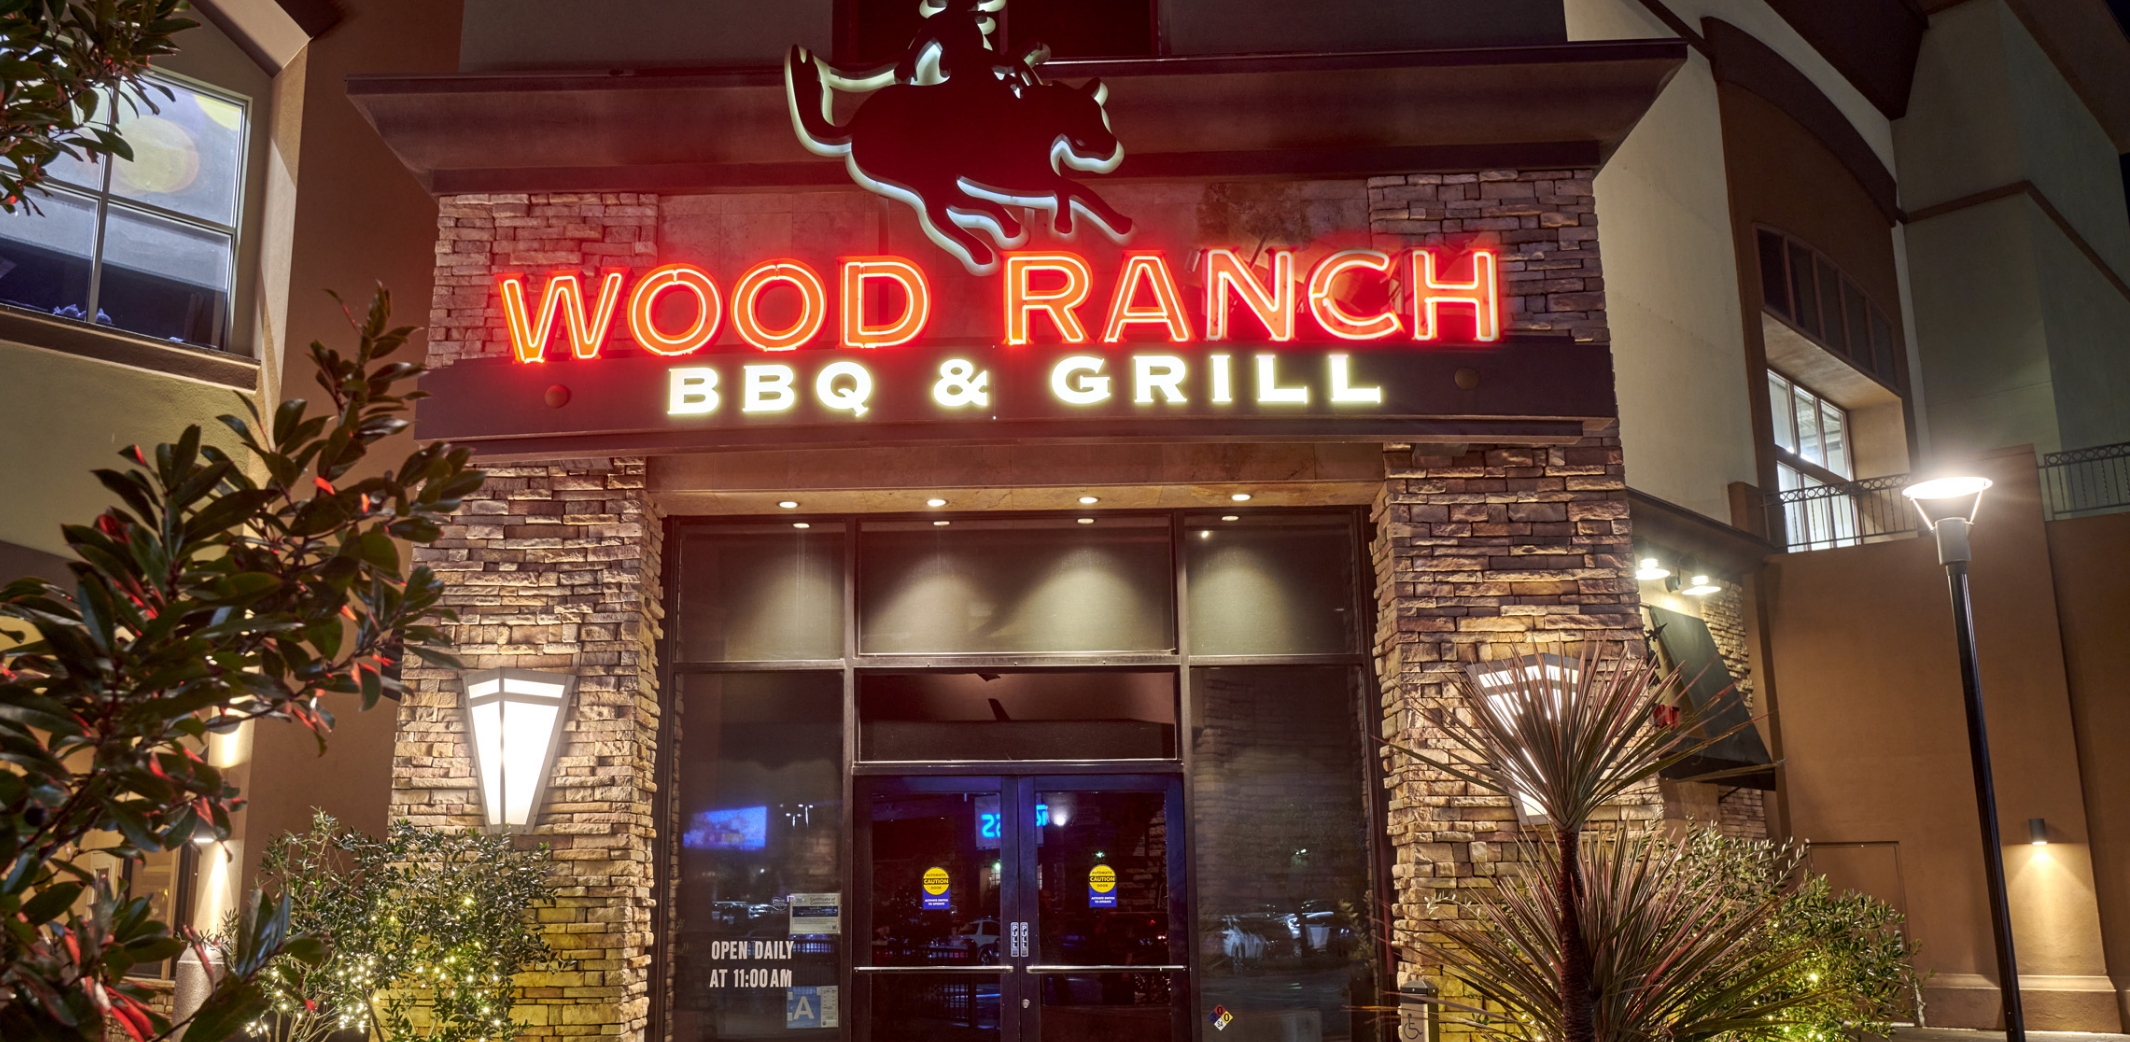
[1634,555,1672,581]
[1902,475,1992,529]
[461,668,577,833]
[2029,818,2048,845]
[1681,574,1722,596]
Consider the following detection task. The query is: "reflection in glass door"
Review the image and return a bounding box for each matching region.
[856,777,1186,1042]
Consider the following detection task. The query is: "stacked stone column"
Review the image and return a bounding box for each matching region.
[1365,168,1657,1001]
[399,192,667,1042]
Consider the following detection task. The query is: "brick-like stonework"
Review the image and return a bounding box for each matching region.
[1366,168,1606,344]
[1370,434,1659,997]
[429,192,659,367]
[395,456,663,1041]
[1365,168,1656,1004]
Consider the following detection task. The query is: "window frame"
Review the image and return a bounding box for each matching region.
[5,68,249,353]
[1753,226,1903,392]
[1767,368,1854,486]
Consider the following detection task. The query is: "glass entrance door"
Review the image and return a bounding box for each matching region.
[856,776,1187,1042]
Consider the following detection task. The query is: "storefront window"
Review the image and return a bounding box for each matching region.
[858,518,1173,656]
[672,673,845,1041]
[677,525,846,662]
[1183,514,1359,656]
[858,670,1177,761]
[1190,666,1378,1041]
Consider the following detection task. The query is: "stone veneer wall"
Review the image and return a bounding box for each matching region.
[1365,168,1659,1000]
[401,191,667,1041]
[1701,583,1768,839]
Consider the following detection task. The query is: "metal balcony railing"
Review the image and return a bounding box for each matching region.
[2042,441,2130,520]
[1764,474,1917,552]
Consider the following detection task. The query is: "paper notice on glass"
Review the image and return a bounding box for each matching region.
[789,893,841,936]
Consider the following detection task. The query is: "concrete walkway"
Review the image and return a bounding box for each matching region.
[1893,1029,2130,1042]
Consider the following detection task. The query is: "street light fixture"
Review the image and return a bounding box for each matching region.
[1903,474,2024,1041]
[461,667,577,834]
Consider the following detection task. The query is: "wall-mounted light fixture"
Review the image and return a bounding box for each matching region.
[461,667,577,833]
[2029,818,2048,846]
[1634,554,1672,581]
[1463,655,1579,826]
[1663,556,1722,596]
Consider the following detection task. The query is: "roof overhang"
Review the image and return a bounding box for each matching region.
[347,39,1689,194]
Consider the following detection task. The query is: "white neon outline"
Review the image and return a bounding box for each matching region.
[1411,248,1501,342]
[627,264,721,357]
[1102,253,1193,343]
[742,364,798,413]
[1328,353,1383,404]
[1307,250,1402,341]
[840,258,931,349]
[1203,248,1295,341]
[731,260,827,352]
[815,360,873,417]
[1255,354,1309,404]
[666,367,720,416]
[1051,356,1110,405]
[1133,355,1188,403]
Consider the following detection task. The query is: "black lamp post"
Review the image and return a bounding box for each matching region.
[1902,475,2024,1041]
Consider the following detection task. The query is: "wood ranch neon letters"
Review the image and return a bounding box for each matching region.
[495,247,1501,361]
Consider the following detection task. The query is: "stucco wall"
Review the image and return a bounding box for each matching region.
[1763,446,2120,1031]
[2047,510,2130,1031]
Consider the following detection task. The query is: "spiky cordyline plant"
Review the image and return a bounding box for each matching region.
[1433,831,1816,1042]
[1384,643,1764,1042]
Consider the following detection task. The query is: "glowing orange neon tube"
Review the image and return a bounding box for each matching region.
[1003,252,1093,345]
[1306,250,1402,341]
[1411,248,1501,342]
[731,260,828,352]
[1100,252,1193,343]
[626,264,722,356]
[1202,248,1295,342]
[840,257,931,349]
[499,270,626,362]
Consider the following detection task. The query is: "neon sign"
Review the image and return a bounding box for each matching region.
[495,247,1501,362]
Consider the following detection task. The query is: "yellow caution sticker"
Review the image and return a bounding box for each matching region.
[1088,864,1116,893]
[922,867,950,895]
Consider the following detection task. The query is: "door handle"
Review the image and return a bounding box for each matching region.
[1009,920,1029,958]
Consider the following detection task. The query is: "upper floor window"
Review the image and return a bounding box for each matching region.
[1769,369,1850,486]
[1756,228,1899,389]
[0,73,246,352]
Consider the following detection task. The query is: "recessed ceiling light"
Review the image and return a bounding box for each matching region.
[777,500,799,509]
[1078,495,1099,505]
[926,497,948,507]
[1077,518,1094,525]
[792,522,811,529]
[1230,492,1252,502]
[933,520,950,526]
[1221,515,1240,522]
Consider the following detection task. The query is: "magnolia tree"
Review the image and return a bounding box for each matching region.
[0,289,484,1041]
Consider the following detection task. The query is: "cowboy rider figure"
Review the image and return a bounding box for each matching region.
[895,0,1047,91]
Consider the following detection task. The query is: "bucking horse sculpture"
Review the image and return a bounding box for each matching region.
[784,0,1135,274]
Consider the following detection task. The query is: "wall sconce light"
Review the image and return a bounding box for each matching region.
[461,667,577,833]
[1663,557,1722,596]
[2029,818,2048,846]
[1634,554,1672,581]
